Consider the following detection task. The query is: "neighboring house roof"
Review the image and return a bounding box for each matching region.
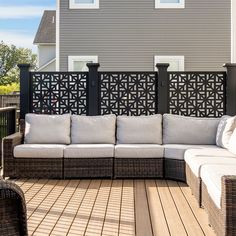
[34,10,56,44]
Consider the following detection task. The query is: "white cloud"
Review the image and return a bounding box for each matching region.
[0,6,55,19]
[0,30,37,52]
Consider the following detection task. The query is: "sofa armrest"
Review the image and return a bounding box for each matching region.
[3,132,23,161]
[221,175,236,234]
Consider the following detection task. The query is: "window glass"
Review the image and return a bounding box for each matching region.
[160,0,180,3]
[70,0,98,9]
[158,58,180,71]
[155,56,184,71]
[74,0,94,4]
[68,56,98,71]
[73,61,93,71]
[156,0,184,8]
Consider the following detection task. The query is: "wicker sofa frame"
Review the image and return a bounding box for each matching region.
[114,158,163,178]
[186,164,201,205]
[164,159,186,182]
[201,176,236,236]
[0,179,28,236]
[64,158,113,178]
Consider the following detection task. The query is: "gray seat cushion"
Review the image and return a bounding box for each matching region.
[163,114,220,145]
[184,148,236,177]
[115,144,164,158]
[116,115,162,144]
[24,113,71,144]
[164,144,218,160]
[201,164,236,209]
[64,144,114,158]
[71,114,116,144]
[14,144,66,158]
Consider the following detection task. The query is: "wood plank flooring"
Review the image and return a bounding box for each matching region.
[13,179,216,236]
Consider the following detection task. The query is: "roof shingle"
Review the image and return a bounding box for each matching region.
[34,10,56,44]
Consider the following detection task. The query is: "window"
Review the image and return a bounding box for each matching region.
[154,56,185,71]
[155,0,185,8]
[68,56,98,71]
[69,0,99,9]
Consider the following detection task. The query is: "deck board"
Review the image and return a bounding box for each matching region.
[119,180,135,236]
[145,180,170,236]
[135,180,153,236]
[178,181,216,236]
[102,180,123,236]
[13,179,216,236]
[167,180,205,236]
[156,180,187,236]
[85,180,112,236]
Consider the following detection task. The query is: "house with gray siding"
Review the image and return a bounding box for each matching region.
[35,0,236,72]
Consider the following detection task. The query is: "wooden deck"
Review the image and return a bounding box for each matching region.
[14,179,216,236]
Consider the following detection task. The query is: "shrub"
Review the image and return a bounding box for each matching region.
[0,83,20,95]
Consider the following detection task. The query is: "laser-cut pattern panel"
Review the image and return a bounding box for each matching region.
[99,72,157,115]
[31,72,88,115]
[169,72,226,117]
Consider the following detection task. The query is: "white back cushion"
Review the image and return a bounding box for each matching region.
[116,115,162,144]
[71,114,116,144]
[25,114,71,144]
[216,116,236,148]
[163,114,220,145]
[229,129,236,155]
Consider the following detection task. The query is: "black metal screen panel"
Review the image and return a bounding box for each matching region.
[99,72,157,115]
[168,72,226,117]
[30,72,88,115]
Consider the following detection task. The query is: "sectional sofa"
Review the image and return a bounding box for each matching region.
[3,113,236,236]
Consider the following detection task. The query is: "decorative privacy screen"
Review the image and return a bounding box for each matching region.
[26,69,227,117]
[99,72,157,115]
[168,72,226,117]
[31,72,88,115]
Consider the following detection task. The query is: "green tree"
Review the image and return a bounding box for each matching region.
[0,41,37,86]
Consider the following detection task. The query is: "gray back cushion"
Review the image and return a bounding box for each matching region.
[71,114,116,144]
[25,114,71,144]
[163,114,220,145]
[117,115,162,144]
[216,115,236,148]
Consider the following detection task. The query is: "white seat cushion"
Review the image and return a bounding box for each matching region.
[64,144,114,158]
[14,144,66,158]
[184,148,236,177]
[115,144,164,158]
[116,115,162,144]
[71,115,116,144]
[24,114,71,144]
[229,129,236,155]
[163,114,219,145]
[164,144,218,160]
[201,164,236,209]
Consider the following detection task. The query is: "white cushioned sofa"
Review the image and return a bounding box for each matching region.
[64,115,116,178]
[114,115,164,178]
[3,113,236,235]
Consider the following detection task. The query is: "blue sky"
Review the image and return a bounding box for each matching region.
[0,0,56,52]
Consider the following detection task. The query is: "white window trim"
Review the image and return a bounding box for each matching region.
[155,0,185,9]
[154,56,185,71]
[68,55,98,71]
[69,0,99,9]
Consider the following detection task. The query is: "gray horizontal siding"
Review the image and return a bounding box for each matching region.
[59,0,231,71]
